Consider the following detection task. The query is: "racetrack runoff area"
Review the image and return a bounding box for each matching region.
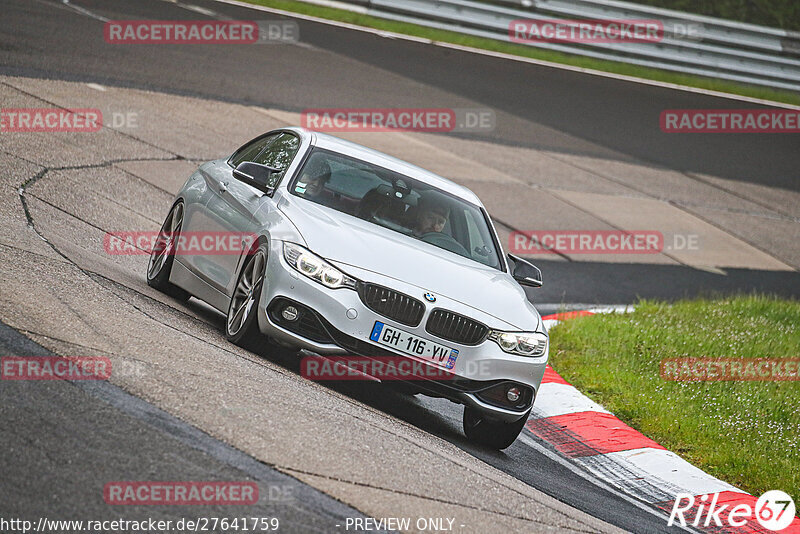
[1,75,798,532]
[0,76,622,534]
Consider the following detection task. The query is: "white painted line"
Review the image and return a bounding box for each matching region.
[542,305,633,331]
[207,0,800,110]
[585,305,634,315]
[534,382,610,418]
[691,265,728,275]
[593,448,741,497]
[183,4,219,17]
[297,0,368,14]
[61,0,109,22]
[533,305,747,526]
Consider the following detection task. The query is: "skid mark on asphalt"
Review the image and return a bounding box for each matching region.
[11,166,605,530]
[97,276,598,527]
[0,76,649,532]
[8,163,402,526]
[525,414,683,505]
[280,468,600,533]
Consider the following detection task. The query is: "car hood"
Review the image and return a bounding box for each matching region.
[277,196,539,330]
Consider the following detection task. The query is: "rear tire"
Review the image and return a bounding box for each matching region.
[463,406,528,450]
[146,202,190,301]
[225,245,268,351]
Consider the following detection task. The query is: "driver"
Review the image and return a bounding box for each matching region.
[413,191,450,236]
[295,160,331,198]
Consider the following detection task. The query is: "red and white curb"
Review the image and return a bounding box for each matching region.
[527,309,800,533]
[539,306,632,331]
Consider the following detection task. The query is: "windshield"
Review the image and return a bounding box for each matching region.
[290,148,502,270]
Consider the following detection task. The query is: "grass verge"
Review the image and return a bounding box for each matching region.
[629,0,800,32]
[240,0,800,106]
[548,295,799,500]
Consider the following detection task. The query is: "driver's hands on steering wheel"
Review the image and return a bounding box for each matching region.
[418,231,469,256]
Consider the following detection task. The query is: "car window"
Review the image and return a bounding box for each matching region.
[228,133,278,168]
[326,159,383,199]
[252,133,300,185]
[464,209,499,265]
[291,148,501,270]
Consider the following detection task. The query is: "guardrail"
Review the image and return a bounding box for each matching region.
[303,0,800,92]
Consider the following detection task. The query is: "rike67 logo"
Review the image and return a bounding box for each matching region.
[668,491,797,531]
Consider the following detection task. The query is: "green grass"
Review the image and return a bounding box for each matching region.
[244,0,800,106]
[549,295,800,500]
[627,0,800,32]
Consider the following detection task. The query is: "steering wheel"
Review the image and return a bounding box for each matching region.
[419,232,469,256]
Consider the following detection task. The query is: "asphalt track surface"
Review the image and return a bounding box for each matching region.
[5,0,799,191]
[0,322,375,532]
[1,0,798,533]
[5,0,800,302]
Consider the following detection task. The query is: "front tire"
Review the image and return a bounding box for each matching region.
[147,202,190,301]
[463,406,528,450]
[225,245,267,350]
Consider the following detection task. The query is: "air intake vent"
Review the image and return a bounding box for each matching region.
[426,309,488,345]
[358,283,425,327]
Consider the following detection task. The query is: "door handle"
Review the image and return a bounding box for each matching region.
[219,182,228,194]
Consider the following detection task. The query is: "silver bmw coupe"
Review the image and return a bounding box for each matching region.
[147,127,548,449]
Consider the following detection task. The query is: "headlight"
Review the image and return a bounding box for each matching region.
[488,330,548,357]
[283,242,358,290]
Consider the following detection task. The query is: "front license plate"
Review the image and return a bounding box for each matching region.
[369,321,458,369]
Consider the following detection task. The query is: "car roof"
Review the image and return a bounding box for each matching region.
[284,127,484,207]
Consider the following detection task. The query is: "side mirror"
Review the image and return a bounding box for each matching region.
[507,253,543,288]
[233,162,280,194]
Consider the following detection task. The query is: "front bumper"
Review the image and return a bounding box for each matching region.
[256,240,547,421]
